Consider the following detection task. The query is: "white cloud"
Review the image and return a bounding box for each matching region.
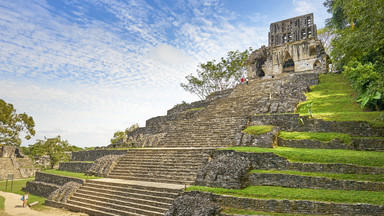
[150,44,191,65]
[293,0,315,15]
[0,0,329,148]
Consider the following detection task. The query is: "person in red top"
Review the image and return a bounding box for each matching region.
[241,77,244,84]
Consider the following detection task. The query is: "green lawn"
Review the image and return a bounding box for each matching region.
[42,169,102,179]
[186,186,384,205]
[221,147,384,168]
[251,170,384,182]
[279,131,353,144]
[242,125,274,135]
[0,178,46,210]
[296,74,384,126]
[0,195,4,210]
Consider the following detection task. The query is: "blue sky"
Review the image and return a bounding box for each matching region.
[0,0,330,148]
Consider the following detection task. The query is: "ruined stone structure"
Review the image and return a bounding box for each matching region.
[0,145,39,180]
[247,13,327,79]
[269,13,317,46]
[24,14,384,216]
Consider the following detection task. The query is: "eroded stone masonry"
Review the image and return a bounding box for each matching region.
[24,13,384,216]
[246,13,327,79]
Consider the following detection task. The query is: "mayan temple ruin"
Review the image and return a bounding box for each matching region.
[23,14,384,216]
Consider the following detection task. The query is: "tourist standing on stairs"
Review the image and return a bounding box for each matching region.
[22,192,29,208]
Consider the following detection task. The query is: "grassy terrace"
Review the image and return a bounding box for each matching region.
[296,74,383,126]
[0,178,46,210]
[251,170,384,182]
[221,147,384,168]
[242,125,274,135]
[278,131,353,144]
[41,169,102,179]
[186,186,384,205]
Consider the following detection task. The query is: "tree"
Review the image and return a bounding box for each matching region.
[181,48,252,99]
[317,27,334,55]
[110,123,139,145]
[0,99,35,146]
[324,0,384,110]
[29,135,72,169]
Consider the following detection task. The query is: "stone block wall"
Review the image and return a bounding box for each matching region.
[248,173,384,191]
[71,150,128,161]
[198,150,384,190]
[171,191,384,216]
[0,158,39,180]
[0,158,22,180]
[34,172,85,185]
[59,162,93,173]
[250,114,384,137]
[25,181,60,197]
[278,137,384,151]
[25,172,85,198]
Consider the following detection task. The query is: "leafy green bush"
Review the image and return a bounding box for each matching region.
[343,61,384,110]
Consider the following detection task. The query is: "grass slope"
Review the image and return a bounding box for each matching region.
[222,147,384,168]
[186,186,384,205]
[297,74,383,126]
[279,131,353,144]
[0,178,46,210]
[0,195,4,210]
[242,125,274,135]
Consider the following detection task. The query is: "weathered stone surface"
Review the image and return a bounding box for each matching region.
[59,161,93,173]
[249,173,384,191]
[86,154,124,177]
[236,127,280,148]
[253,127,280,148]
[211,150,384,176]
[48,181,82,203]
[278,137,384,151]
[71,150,127,161]
[196,152,251,189]
[165,191,221,216]
[25,181,60,197]
[35,172,85,185]
[250,114,384,137]
[184,191,384,216]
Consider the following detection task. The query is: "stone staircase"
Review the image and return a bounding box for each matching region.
[55,178,184,216]
[107,148,213,185]
[158,73,318,148]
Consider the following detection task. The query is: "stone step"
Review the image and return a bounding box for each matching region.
[45,200,121,216]
[70,194,169,214]
[117,158,205,164]
[115,162,203,168]
[111,167,199,175]
[108,175,195,185]
[120,154,210,159]
[107,172,196,181]
[67,197,165,216]
[78,185,177,201]
[86,179,183,193]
